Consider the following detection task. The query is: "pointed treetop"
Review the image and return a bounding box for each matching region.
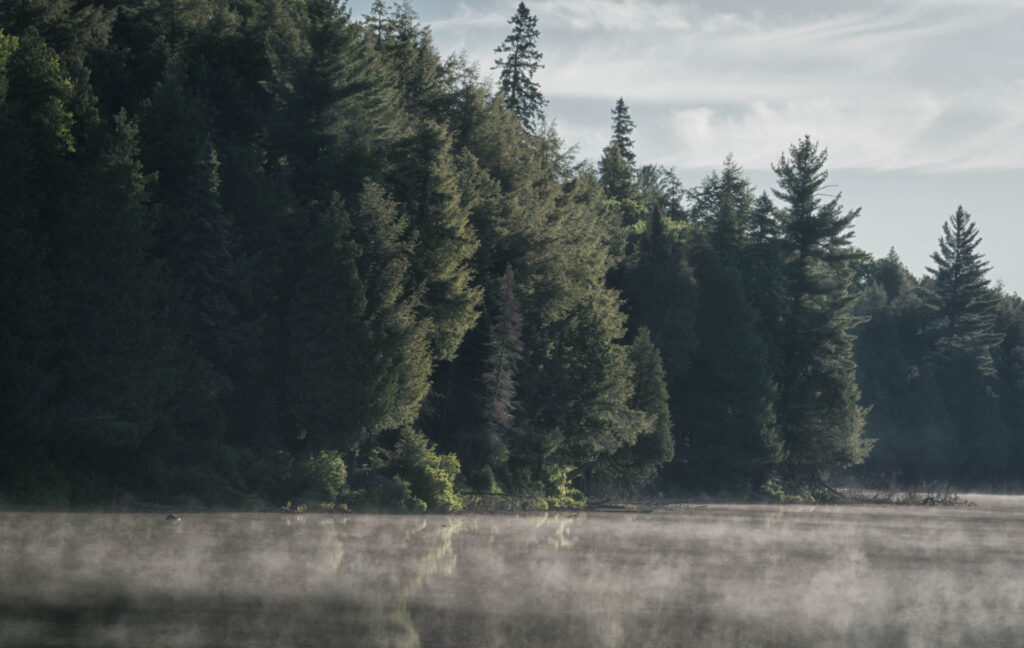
[771,136,860,258]
[927,206,1001,355]
[610,97,636,164]
[493,2,546,129]
[772,135,829,220]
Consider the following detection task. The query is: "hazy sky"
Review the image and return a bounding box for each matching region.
[349,0,1023,295]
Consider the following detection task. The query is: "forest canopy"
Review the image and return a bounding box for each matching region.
[1,0,1021,510]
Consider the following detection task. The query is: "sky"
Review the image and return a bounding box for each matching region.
[348,0,1023,295]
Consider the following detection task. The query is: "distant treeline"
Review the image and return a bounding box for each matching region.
[1,1,1021,510]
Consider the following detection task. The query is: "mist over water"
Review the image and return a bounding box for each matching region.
[3,499,1024,647]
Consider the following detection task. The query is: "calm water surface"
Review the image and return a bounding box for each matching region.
[2,498,1024,647]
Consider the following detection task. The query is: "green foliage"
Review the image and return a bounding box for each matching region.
[470,465,500,493]
[481,264,525,462]
[597,328,674,485]
[599,98,638,204]
[526,301,643,473]
[389,429,464,513]
[1,32,75,153]
[927,206,1003,370]
[296,450,349,507]
[614,202,697,482]
[609,97,636,165]
[3,0,1021,508]
[493,2,546,130]
[772,137,871,477]
[0,28,17,96]
[540,464,586,510]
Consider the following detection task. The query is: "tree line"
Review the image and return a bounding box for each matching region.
[1,0,1021,510]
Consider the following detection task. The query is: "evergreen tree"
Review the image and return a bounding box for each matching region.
[741,191,785,369]
[679,161,782,492]
[925,207,1007,482]
[610,97,636,164]
[853,253,955,482]
[481,264,525,462]
[284,196,371,454]
[140,55,239,444]
[352,182,433,436]
[772,137,871,484]
[598,328,674,486]
[525,301,644,478]
[599,143,635,204]
[598,98,638,203]
[637,164,686,221]
[927,206,1003,369]
[386,122,482,362]
[264,0,397,201]
[363,1,442,117]
[493,2,546,129]
[993,294,1024,477]
[611,201,697,483]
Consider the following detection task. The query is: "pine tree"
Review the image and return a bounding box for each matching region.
[527,301,644,475]
[140,56,239,443]
[493,2,546,129]
[772,137,871,484]
[364,0,389,42]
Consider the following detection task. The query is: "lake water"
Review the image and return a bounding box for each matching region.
[2,498,1024,647]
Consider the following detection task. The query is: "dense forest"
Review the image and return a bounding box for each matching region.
[2,0,1022,511]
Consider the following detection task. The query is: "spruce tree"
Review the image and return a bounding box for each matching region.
[493,2,546,129]
[927,206,1003,367]
[926,207,1007,481]
[610,98,636,164]
[599,98,638,202]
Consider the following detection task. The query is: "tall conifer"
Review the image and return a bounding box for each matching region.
[599,98,638,202]
[772,137,871,483]
[927,206,1003,368]
[493,2,546,129]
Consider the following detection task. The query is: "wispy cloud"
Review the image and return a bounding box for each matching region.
[668,92,948,170]
[429,3,507,29]
[532,0,692,31]
[398,0,1024,172]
